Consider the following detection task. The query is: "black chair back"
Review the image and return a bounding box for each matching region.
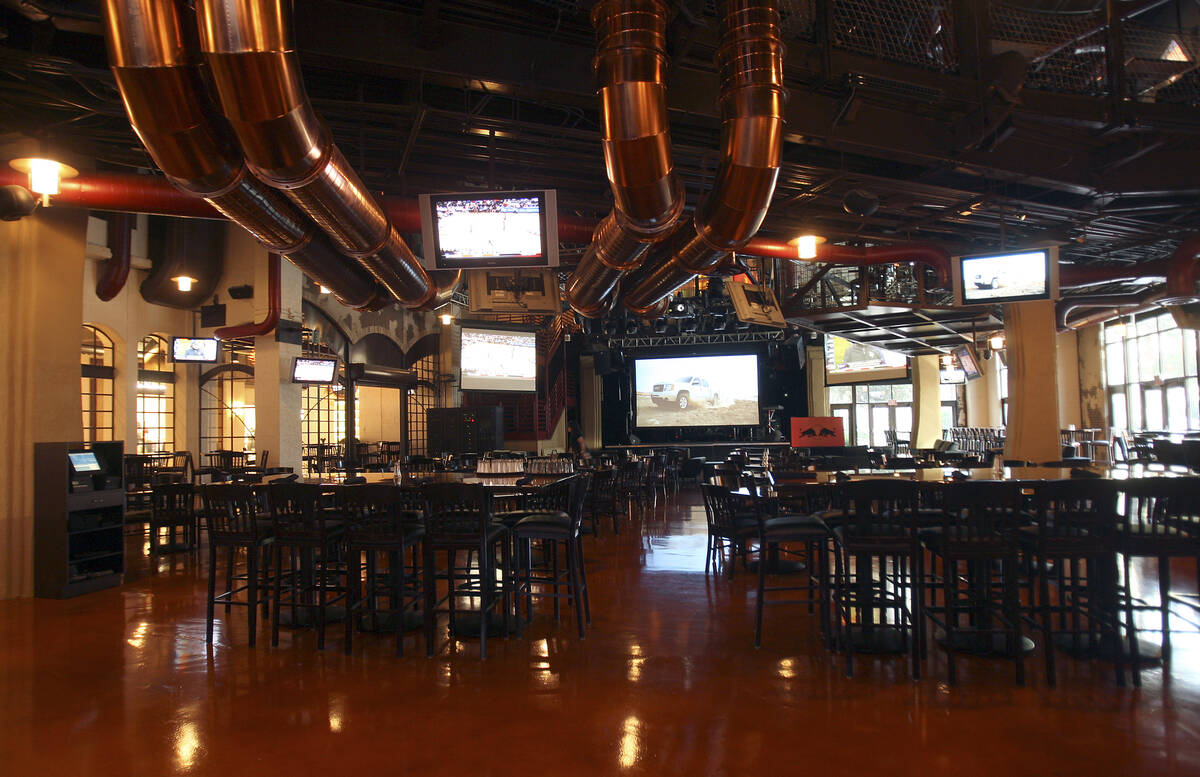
[841,479,920,537]
[268,481,332,540]
[340,483,423,544]
[701,483,747,539]
[1032,479,1118,540]
[937,481,1026,539]
[1117,477,1200,535]
[422,482,492,542]
[151,482,194,521]
[203,483,266,542]
[521,475,576,514]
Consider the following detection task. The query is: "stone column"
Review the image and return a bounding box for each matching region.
[251,249,303,474]
[910,354,942,450]
[1003,300,1062,464]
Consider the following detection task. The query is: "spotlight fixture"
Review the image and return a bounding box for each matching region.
[9,157,78,207]
[989,333,1005,350]
[625,318,640,336]
[652,318,669,335]
[709,312,726,332]
[679,316,698,333]
[172,275,197,292]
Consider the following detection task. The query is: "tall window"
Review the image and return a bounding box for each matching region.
[999,361,1010,425]
[136,335,174,453]
[407,351,439,456]
[80,325,114,444]
[827,383,913,447]
[301,384,347,475]
[940,382,960,431]
[1104,312,1199,432]
[200,344,255,456]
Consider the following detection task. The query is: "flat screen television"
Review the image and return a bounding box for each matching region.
[952,343,983,381]
[460,325,538,392]
[954,247,1057,305]
[419,190,559,270]
[939,367,966,384]
[824,335,909,385]
[171,336,219,363]
[292,357,338,384]
[68,451,101,473]
[632,353,760,428]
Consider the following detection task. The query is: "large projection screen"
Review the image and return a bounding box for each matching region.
[824,335,909,385]
[633,354,760,428]
[459,326,537,392]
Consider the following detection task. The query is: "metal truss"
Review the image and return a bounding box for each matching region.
[611,330,785,349]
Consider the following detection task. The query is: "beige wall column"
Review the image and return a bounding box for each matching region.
[806,345,829,417]
[1056,330,1082,428]
[965,352,1000,427]
[0,208,88,599]
[911,354,942,449]
[579,355,602,451]
[1076,325,1108,431]
[250,245,303,474]
[1003,301,1062,463]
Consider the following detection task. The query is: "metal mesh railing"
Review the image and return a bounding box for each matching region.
[784,264,865,315]
[1123,22,1200,105]
[832,0,959,73]
[992,4,1107,95]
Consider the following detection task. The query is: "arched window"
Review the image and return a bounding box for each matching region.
[136,334,175,453]
[407,350,440,456]
[199,343,255,458]
[81,325,115,444]
[300,338,347,476]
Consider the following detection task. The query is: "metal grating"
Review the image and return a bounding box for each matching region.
[784,264,866,315]
[1122,22,1200,105]
[992,3,1107,95]
[832,0,959,74]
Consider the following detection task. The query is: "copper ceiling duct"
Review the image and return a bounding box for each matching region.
[102,0,387,311]
[564,0,685,318]
[621,0,786,315]
[194,0,437,308]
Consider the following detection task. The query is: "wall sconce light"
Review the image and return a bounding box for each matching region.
[988,333,1006,350]
[319,285,332,294]
[172,275,197,292]
[789,233,826,260]
[440,312,453,326]
[9,157,78,207]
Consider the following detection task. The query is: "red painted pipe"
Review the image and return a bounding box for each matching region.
[754,239,952,287]
[215,253,281,339]
[95,212,134,301]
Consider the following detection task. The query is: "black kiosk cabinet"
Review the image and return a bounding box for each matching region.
[34,441,126,598]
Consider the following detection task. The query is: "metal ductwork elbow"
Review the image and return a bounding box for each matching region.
[622,0,786,315]
[565,0,684,318]
[193,0,435,309]
[564,0,686,318]
[102,0,387,311]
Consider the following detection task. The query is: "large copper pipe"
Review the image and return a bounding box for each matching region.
[565,0,684,317]
[622,0,786,315]
[194,0,434,308]
[102,0,386,311]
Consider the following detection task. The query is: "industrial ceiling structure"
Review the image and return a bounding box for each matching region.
[1,0,1198,353]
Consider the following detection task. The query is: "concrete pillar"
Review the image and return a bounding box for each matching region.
[1003,300,1062,464]
[911,354,942,449]
[0,207,88,599]
[1056,330,1082,428]
[579,355,603,451]
[251,249,303,474]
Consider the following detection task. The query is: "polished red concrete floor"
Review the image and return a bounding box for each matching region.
[3,486,1199,776]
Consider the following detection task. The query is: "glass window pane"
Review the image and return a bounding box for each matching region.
[939,383,958,401]
[1136,315,1159,337]
[1110,391,1127,432]
[1104,323,1121,343]
[1183,328,1197,377]
[1143,388,1162,431]
[855,385,869,403]
[1160,328,1185,380]
[828,386,853,404]
[894,405,913,435]
[892,384,913,402]
[832,408,851,441]
[867,384,890,403]
[1140,336,1160,379]
[854,404,870,446]
[1165,385,1188,432]
[1187,379,1199,431]
[998,367,1009,400]
[1126,340,1141,383]
[1105,342,1125,386]
[940,404,954,432]
[871,406,890,447]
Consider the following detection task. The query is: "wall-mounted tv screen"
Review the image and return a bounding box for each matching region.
[68,451,101,473]
[419,190,559,270]
[939,367,966,384]
[955,248,1055,305]
[824,335,909,385]
[460,326,537,392]
[292,357,338,384]
[171,336,219,363]
[633,353,760,428]
[952,344,983,381]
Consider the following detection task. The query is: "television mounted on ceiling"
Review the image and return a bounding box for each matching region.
[418,189,559,270]
[951,343,983,381]
[823,335,909,385]
[953,246,1059,306]
[170,336,219,363]
[459,324,538,392]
